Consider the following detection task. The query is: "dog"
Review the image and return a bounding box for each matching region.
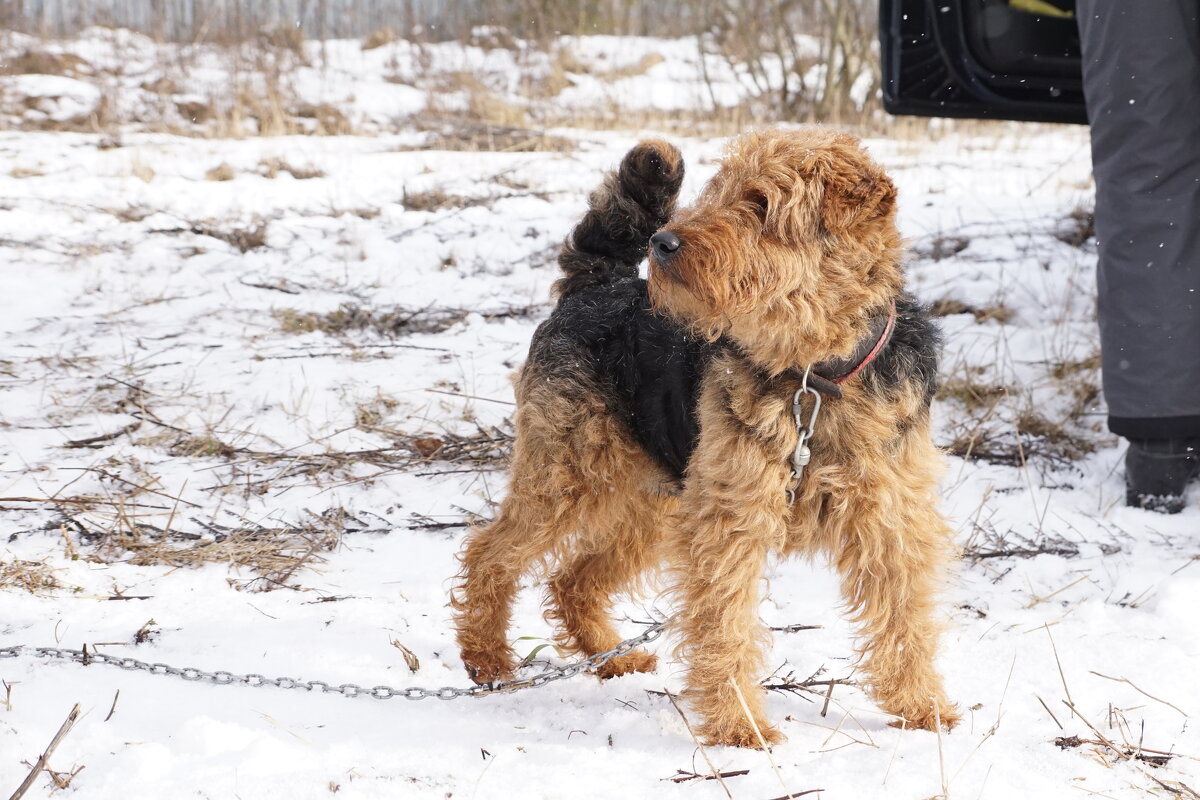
[450,127,959,748]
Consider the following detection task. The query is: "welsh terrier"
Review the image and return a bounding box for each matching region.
[450,128,959,748]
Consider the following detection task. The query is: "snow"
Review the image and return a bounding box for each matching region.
[2,75,103,123]
[2,30,1199,800]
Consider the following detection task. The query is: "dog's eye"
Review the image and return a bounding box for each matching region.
[746,192,769,223]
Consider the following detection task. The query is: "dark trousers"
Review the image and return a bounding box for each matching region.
[1077,0,1200,438]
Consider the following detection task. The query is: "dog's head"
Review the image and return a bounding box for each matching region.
[648,128,904,374]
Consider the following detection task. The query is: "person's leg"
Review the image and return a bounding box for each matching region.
[1077,0,1200,510]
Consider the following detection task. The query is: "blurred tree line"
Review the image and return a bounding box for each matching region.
[1,0,879,122]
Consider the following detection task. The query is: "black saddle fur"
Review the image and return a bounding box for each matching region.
[530,279,940,484]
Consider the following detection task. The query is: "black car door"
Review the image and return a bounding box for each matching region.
[880,0,1086,124]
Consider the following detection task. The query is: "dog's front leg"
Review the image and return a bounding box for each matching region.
[832,436,960,732]
[670,388,792,748]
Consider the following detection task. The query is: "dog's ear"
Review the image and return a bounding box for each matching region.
[819,158,897,235]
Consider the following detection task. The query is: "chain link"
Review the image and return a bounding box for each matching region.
[0,620,666,702]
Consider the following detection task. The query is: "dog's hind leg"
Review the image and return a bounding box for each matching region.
[451,488,562,685]
[546,448,672,678]
[450,376,601,685]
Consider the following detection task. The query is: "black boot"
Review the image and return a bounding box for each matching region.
[1125,439,1200,513]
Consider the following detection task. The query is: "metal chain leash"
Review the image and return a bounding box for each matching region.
[787,367,823,505]
[0,620,667,701]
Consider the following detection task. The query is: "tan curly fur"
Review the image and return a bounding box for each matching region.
[450,127,958,749]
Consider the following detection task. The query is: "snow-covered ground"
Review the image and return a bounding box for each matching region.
[2,33,1199,800]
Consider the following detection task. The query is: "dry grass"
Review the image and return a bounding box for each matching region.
[1,49,90,76]
[167,434,238,459]
[53,508,348,592]
[1015,410,1095,456]
[188,220,269,252]
[551,46,663,81]
[416,124,578,153]
[401,187,473,212]
[943,414,1097,468]
[142,75,178,95]
[3,408,512,592]
[599,52,665,81]
[1049,353,1101,381]
[912,235,970,262]
[354,393,400,429]
[204,162,236,181]
[467,27,520,51]
[939,349,1103,469]
[362,27,400,51]
[125,529,332,592]
[5,502,387,594]
[524,51,574,100]
[960,519,1091,562]
[929,297,1016,325]
[449,72,528,127]
[261,26,308,60]
[129,155,154,183]
[1054,205,1096,248]
[292,102,353,135]
[258,157,325,179]
[937,371,1008,410]
[177,99,216,125]
[0,558,60,594]
[174,426,510,501]
[274,302,537,337]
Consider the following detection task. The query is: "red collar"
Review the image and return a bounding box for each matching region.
[798,301,898,399]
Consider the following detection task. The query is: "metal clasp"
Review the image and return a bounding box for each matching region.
[787,367,822,504]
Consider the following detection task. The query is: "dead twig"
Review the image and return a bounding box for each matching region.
[769,623,823,633]
[424,388,515,406]
[62,420,141,448]
[1026,574,1090,609]
[63,467,202,509]
[1054,733,1174,767]
[1088,671,1190,717]
[667,769,749,784]
[729,678,793,797]
[9,703,81,800]
[103,691,120,722]
[0,496,166,511]
[762,676,855,699]
[390,640,421,673]
[1036,694,1064,730]
[662,690,734,800]
[1146,775,1200,799]
[1043,625,1075,712]
[238,278,300,295]
[1062,700,1129,762]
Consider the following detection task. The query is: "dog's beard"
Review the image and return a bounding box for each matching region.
[648,271,733,344]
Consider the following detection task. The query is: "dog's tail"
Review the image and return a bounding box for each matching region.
[554,139,684,297]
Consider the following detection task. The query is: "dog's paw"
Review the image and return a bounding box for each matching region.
[699,720,786,750]
[460,651,516,685]
[888,701,961,732]
[595,650,658,679]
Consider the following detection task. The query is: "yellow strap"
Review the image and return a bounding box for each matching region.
[1010,0,1074,18]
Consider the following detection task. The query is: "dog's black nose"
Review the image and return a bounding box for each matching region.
[650,230,682,259]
